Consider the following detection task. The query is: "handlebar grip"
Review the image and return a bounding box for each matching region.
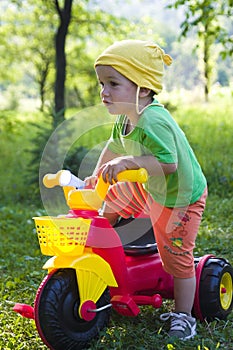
[43,170,86,189]
[43,170,63,188]
[43,168,148,190]
[116,168,148,183]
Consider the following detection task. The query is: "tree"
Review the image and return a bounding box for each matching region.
[0,0,56,111]
[19,0,136,195]
[54,0,73,126]
[24,4,56,112]
[168,0,233,101]
[44,0,135,122]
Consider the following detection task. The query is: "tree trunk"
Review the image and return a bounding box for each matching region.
[54,0,72,126]
[203,34,209,102]
[203,20,214,103]
[39,60,50,112]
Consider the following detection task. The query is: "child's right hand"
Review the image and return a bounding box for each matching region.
[84,175,98,189]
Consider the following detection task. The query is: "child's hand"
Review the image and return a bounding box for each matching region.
[84,175,98,188]
[99,158,132,184]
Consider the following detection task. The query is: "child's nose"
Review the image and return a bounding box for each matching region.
[101,85,110,97]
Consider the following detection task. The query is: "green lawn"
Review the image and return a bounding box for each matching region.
[0,197,233,350]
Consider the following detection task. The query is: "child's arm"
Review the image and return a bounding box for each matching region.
[85,145,121,187]
[99,155,177,184]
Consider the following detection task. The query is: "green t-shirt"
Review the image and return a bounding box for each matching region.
[107,99,207,207]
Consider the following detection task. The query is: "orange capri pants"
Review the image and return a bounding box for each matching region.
[104,182,207,279]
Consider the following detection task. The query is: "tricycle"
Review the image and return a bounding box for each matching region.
[13,168,233,349]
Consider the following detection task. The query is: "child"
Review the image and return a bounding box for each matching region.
[85,40,207,340]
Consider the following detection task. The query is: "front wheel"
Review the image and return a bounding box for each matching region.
[34,269,111,350]
[194,257,233,321]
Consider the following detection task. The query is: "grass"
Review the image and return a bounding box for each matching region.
[170,93,233,198]
[0,110,44,204]
[0,198,233,350]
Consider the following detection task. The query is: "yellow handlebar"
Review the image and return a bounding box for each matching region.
[116,168,148,183]
[43,168,148,189]
[43,168,148,211]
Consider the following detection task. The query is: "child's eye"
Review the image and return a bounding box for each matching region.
[108,80,118,87]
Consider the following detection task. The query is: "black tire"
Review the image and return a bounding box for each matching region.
[198,257,233,321]
[34,269,111,350]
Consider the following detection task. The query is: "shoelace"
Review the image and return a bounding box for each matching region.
[160,312,193,332]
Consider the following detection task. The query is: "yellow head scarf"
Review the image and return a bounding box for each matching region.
[94,39,172,94]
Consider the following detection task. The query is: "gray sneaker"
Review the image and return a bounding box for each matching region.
[160,312,196,340]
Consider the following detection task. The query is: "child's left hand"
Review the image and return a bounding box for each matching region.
[99,157,135,184]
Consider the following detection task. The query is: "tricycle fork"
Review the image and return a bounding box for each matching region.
[42,250,118,320]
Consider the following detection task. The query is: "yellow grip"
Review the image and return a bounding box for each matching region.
[95,168,148,202]
[117,168,148,183]
[43,170,64,188]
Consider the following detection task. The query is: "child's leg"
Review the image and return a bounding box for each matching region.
[153,189,207,339]
[173,276,196,314]
[101,202,120,226]
[101,181,153,225]
[150,188,207,313]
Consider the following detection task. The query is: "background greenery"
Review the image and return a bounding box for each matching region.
[0,0,233,349]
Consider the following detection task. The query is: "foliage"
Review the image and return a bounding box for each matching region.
[26,116,54,201]
[0,0,56,109]
[0,0,138,116]
[0,0,142,187]
[1,0,233,112]
[0,205,48,349]
[0,110,43,204]
[167,0,233,101]
[172,96,233,197]
[63,145,92,175]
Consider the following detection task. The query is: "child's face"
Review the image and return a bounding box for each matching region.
[95,65,138,116]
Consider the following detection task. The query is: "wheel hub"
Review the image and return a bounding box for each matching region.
[220,272,233,310]
[80,300,97,321]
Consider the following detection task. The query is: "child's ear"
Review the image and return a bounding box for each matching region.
[139,88,152,97]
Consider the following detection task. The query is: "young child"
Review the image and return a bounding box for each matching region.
[85,40,207,340]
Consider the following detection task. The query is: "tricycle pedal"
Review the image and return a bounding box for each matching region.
[13,303,34,319]
[111,295,140,316]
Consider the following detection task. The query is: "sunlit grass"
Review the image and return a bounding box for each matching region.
[0,200,233,348]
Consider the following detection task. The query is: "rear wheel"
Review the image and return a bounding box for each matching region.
[195,257,233,321]
[34,269,111,350]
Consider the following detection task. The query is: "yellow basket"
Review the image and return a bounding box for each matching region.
[34,216,92,256]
